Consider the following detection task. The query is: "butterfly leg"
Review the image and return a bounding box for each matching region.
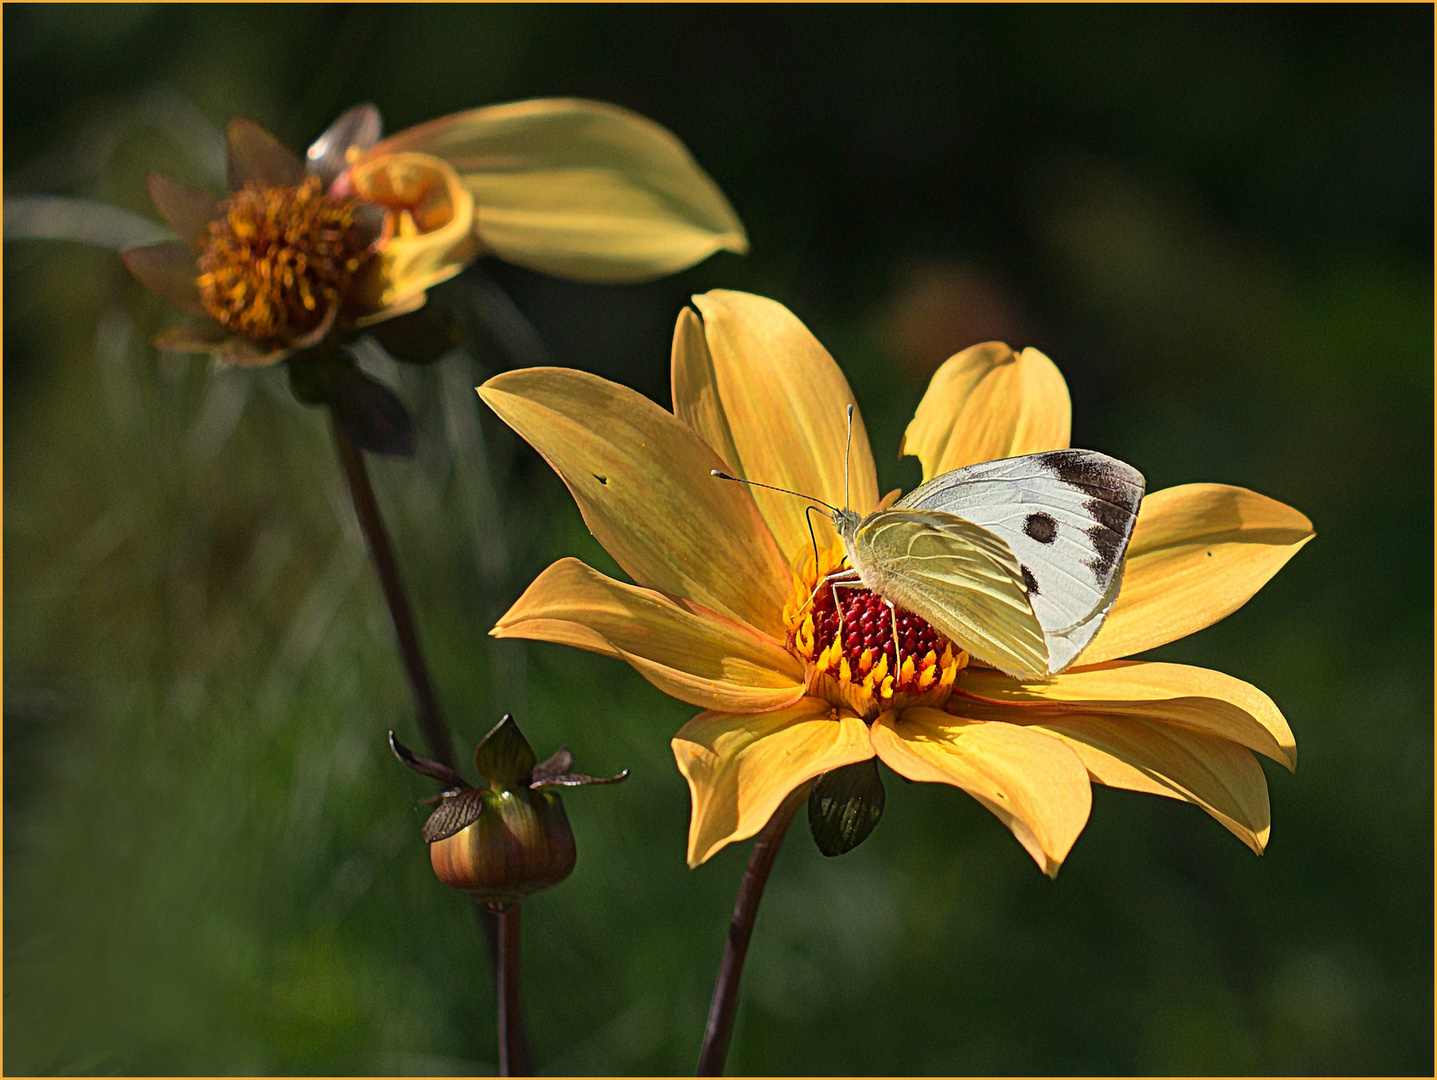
[884,598,902,675]
[824,569,862,642]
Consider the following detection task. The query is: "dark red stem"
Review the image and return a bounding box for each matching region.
[696,786,806,1076]
[330,418,454,769]
[496,904,529,1077]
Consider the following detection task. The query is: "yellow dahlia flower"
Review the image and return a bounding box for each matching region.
[479,291,1311,876]
[123,100,747,367]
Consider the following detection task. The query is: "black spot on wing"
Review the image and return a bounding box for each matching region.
[1024,512,1058,544]
[1020,564,1040,597]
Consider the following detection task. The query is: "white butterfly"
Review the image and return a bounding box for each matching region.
[716,411,1145,679]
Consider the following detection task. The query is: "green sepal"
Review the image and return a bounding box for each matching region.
[285,343,348,405]
[366,303,461,365]
[473,713,538,791]
[808,757,885,857]
[330,362,416,457]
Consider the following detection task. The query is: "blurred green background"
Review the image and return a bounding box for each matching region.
[5,4,1431,1075]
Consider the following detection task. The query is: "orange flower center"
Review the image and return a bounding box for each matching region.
[196,177,373,342]
[783,539,967,720]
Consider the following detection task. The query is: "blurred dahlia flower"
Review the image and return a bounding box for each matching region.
[123,100,747,367]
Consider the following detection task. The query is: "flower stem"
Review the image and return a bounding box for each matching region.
[330,417,454,769]
[329,419,532,1073]
[496,903,529,1077]
[696,785,806,1076]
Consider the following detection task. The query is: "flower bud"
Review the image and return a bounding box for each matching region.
[390,714,626,906]
[428,787,576,905]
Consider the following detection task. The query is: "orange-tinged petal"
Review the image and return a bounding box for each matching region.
[479,367,791,637]
[956,660,1296,770]
[366,98,747,283]
[226,118,304,190]
[900,343,1071,481]
[673,700,873,867]
[1081,484,1314,664]
[121,242,207,316]
[345,151,480,306]
[146,173,219,247]
[871,708,1091,878]
[690,290,880,562]
[493,558,806,713]
[1027,713,1271,854]
[671,306,741,469]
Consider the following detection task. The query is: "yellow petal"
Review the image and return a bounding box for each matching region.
[1081,484,1314,664]
[493,558,805,713]
[1027,713,1271,854]
[689,290,880,562]
[479,367,791,637]
[367,98,747,283]
[871,708,1091,878]
[226,118,304,190]
[956,660,1296,770]
[900,343,1071,481]
[673,700,873,867]
[345,152,480,307]
[670,306,741,469]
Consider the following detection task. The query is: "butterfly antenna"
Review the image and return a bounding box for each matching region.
[710,470,840,514]
[843,403,854,511]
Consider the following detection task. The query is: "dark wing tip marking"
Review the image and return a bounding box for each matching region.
[1023,511,1058,544]
[1042,450,1143,579]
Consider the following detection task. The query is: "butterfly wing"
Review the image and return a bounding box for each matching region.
[896,449,1145,673]
[851,509,1049,679]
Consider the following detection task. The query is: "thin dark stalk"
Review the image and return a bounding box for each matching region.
[496,904,529,1077]
[330,418,531,1073]
[696,786,807,1076]
[330,417,454,768]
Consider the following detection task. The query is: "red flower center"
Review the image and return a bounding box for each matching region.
[810,584,946,674]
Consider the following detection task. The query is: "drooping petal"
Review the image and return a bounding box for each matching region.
[900,343,1071,481]
[1026,712,1271,854]
[689,291,880,562]
[493,558,806,712]
[1081,484,1314,664]
[226,118,305,190]
[365,98,747,283]
[146,173,220,247]
[121,242,208,316]
[153,320,230,354]
[479,367,791,637]
[673,700,873,867]
[345,152,480,307]
[671,306,741,469]
[220,336,289,368]
[871,708,1091,878]
[956,660,1296,770]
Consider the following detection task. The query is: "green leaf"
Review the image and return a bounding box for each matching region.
[808,757,885,857]
[473,714,537,790]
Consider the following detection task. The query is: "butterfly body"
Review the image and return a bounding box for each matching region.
[829,449,1145,679]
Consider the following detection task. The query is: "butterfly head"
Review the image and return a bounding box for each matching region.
[831,506,863,544]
